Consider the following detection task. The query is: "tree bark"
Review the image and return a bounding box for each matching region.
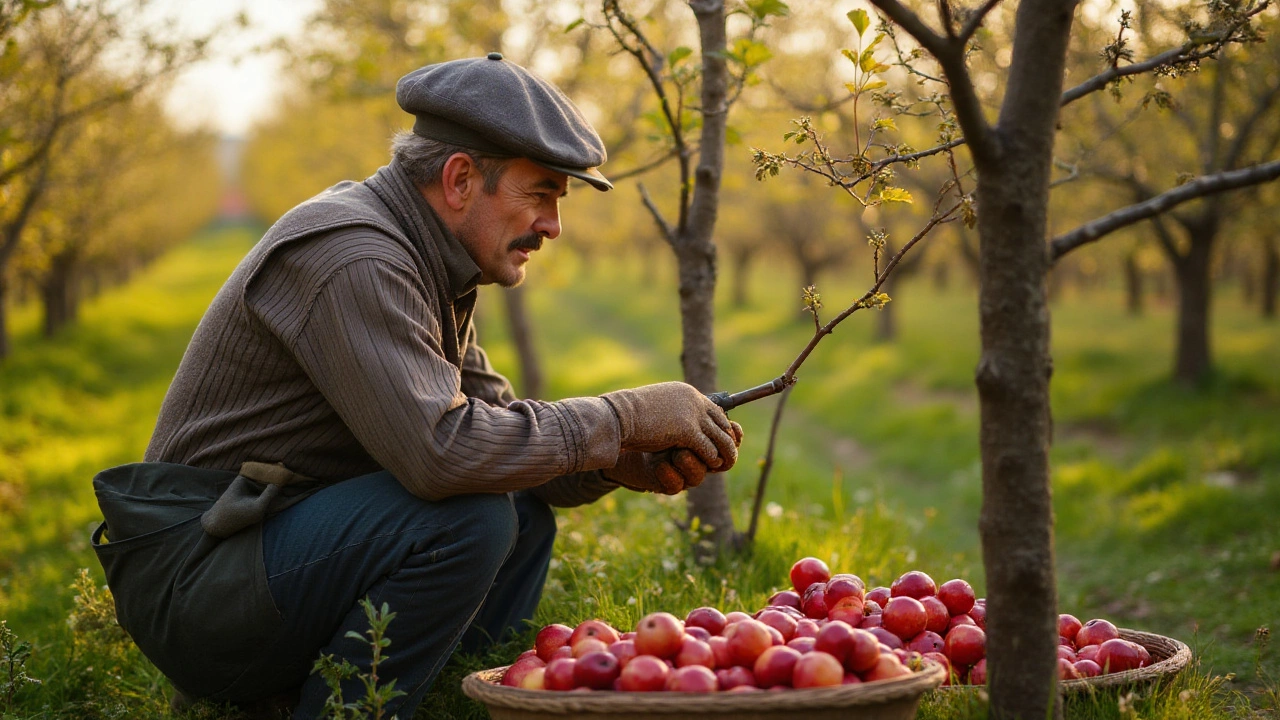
[1262,237,1278,319]
[681,0,734,553]
[1124,251,1144,316]
[503,284,544,399]
[1172,226,1215,384]
[974,1,1076,717]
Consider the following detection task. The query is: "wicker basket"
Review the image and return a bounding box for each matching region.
[462,661,946,720]
[935,628,1191,694]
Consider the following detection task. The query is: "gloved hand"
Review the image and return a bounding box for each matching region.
[602,381,741,471]
[604,449,710,495]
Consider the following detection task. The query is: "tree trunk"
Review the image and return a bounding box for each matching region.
[972,1,1076,717]
[1124,251,1143,316]
[503,284,544,399]
[1262,237,1277,319]
[1172,227,1215,384]
[731,246,755,308]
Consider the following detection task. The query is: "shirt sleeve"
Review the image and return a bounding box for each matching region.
[458,320,519,406]
[282,257,621,501]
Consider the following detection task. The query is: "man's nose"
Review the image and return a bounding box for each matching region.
[533,206,561,240]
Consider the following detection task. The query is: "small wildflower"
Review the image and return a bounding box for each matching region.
[766,502,783,518]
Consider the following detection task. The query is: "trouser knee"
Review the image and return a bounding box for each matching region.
[439,492,520,578]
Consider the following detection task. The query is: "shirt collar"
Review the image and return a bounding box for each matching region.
[408,181,482,300]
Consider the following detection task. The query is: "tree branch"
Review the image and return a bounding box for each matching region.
[637,182,676,247]
[1049,160,1280,261]
[958,0,1003,44]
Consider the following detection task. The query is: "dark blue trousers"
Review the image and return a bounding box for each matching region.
[253,471,556,718]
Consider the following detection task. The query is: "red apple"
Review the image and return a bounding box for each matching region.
[827,596,866,625]
[1077,644,1101,664]
[866,586,892,607]
[907,630,945,655]
[842,672,863,685]
[519,667,546,690]
[544,657,577,691]
[846,628,881,673]
[1096,638,1146,673]
[792,651,844,688]
[787,636,816,653]
[1056,645,1077,663]
[620,631,636,641]
[685,626,711,643]
[569,620,620,651]
[1075,619,1120,650]
[1073,659,1102,677]
[725,619,773,667]
[766,590,803,612]
[716,665,756,690]
[825,575,866,608]
[859,614,882,630]
[516,648,538,663]
[572,638,609,659]
[920,596,950,635]
[936,579,976,616]
[968,658,988,685]
[753,645,802,688]
[968,602,987,630]
[922,651,953,685]
[756,609,798,642]
[536,624,575,662]
[814,620,856,665]
[765,625,785,646]
[794,618,821,639]
[790,557,831,594]
[573,651,621,689]
[890,571,937,600]
[666,665,718,692]
[708,635,733,668]
[608,639,638,668]
[1058,614,1083,645]
[868,626,904,650]
[725,611,754,625]
[675,635,716,669]
[685,607,727,637]
[881,596,927,640]
[947,614,977,633]
[801,584,829,620]
[618,654,670,691]
[634,612,684,659]
[1058,657,1082,680]
[501,656,546,687]
[550,645,573,660]
[944,624,986,667]
[862,653,912,682]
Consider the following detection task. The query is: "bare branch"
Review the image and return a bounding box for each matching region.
[637,183,676,247]
[1049,160,1280,261]
[868,0,947,55]
[745,384,793,544]
[1060,4,1270,108]
[606,146,687,183]
[958,0,1003,44]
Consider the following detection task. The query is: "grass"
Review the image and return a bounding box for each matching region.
[1,229,1277,718]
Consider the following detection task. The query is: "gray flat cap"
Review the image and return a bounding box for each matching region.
[397,53,612,191]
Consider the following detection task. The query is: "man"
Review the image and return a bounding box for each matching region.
[90,54,742,719]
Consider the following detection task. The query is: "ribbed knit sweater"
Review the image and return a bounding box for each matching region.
[145,160,621,507]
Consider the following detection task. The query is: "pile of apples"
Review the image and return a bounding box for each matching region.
[500,557,1152,692]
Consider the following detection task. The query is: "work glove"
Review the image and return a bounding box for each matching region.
[601,381,742,472]
[604,449,709,495]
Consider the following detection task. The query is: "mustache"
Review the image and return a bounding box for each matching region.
[507,233,543,253]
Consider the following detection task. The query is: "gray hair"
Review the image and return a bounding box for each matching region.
[390,131,510,194]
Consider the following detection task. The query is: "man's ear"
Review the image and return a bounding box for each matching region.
[439,152,477,211]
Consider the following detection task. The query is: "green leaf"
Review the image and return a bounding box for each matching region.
[746,0,791,20]
[880,187,914,204]
[732,38,773,67]
[841,48,858,65]
[668,46,693,66]
[859,49,878,73]
[873,117,897,131]
[564,18,585,33]
[848,9,870,36]
[843,81,860,95]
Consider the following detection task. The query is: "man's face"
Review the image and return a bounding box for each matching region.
[455,158,568,288]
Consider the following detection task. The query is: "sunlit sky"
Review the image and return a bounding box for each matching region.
[160,0,320,138]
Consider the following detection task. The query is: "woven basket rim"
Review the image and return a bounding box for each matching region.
[463,659,945,713]
[934,627,1191,693]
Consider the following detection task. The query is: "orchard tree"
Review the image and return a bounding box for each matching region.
[0,0,213,358]
[585,0,788,554]
[754,2,1280,717]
